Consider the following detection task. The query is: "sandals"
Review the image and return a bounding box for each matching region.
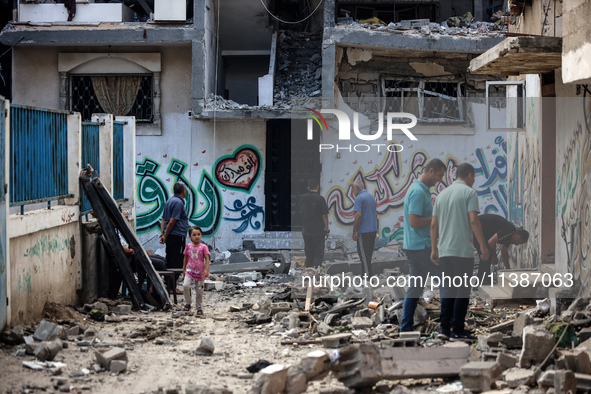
[183,304,191,311]
[195,309,204,316]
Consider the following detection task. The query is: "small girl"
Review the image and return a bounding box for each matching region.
[182,226,210,315]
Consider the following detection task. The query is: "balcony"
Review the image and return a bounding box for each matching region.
[17,0,188,24]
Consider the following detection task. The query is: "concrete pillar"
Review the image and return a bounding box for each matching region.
[92,113,114,194]
[66,113,82,206]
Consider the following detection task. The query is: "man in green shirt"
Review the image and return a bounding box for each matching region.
[431,163,489,341]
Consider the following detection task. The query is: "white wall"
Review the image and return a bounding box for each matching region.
[318,96,509,249]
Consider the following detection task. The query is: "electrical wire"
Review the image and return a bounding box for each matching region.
[259,0,324,24]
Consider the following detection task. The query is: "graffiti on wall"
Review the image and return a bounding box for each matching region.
[214,146,261,192]
[474,136,508,217]
[557,93,591,288]
[326,141,507,234]
[224,196,265,233]
[136,158,222,236]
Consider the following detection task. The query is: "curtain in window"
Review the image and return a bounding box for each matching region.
[91,76,142,117]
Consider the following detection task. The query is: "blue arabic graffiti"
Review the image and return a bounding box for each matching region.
[475,136,508,217]
[224,196,265,233]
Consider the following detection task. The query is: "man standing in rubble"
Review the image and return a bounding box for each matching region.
[431,163,489,340]
[352,179,378,277]
[160,182,189,269]
[300,179,330,268]
[474,214,529,284]
[400,159,447,332]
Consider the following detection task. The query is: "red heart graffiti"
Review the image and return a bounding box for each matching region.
[214,147,261,192]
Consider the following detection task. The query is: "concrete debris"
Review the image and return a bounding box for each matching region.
[111,304,132,315]
[519,325,556,368]
[251,364,288,394]
[34,339,64,361]
[460,361,501,392]
[94,347,127,370]
[196,338,215,355]
[33,320,65,342]
[337,14,506,38]
[502,367,536,388]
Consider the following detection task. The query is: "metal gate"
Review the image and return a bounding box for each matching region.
[0,98,8,330]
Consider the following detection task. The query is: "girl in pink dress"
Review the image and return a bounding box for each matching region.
[182,226,210,314]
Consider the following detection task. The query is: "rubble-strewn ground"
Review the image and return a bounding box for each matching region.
[3,264,590,394]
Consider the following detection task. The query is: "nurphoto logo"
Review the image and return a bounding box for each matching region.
[305,108,418,153]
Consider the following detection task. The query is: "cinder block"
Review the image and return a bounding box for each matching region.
[33,320,64,342]
[460,361,501,392]
[95,347,127,369]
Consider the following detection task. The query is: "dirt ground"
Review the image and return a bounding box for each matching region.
[1,284,432,394]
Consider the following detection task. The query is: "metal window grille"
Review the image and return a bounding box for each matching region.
[112,121,125,201]
[70,75,153,123]
[80,121,101,213]
[10,105,71,207]
[382,78,466,122]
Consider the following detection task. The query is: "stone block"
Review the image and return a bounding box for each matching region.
[270,302,291,315]
[109,359,127,373]
[513,313,534,336]
[399,331,421,341]
[556,350,578,371]
[229,251,252,264]
[577,351,591,374]
[65,326,80,338]
[252,364,288,394]
[94,347,127,369]
[351,316,373,329]
[33,320,64,342]
[502,367,535,388]
[112,305,132,315]
[34,339,63,361]
[519,325,555,368]
[460,361,501,392]
[554,370,576,394]
[285,365,307,394]
[196,338,214,355]
[24,335,39,355]
[320,333,352,348]
[496,352,517,372]
[204,280,224,291]
[300,350,330,381]
[501,335,523,349]
[317,322,331,335]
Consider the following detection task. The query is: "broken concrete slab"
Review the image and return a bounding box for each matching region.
[204,280,224,291]
[111,305,132,315]
[229,250,252,264]
[351,316,373,329]
[251,364,288,394]
[519,325,555,368]
[331,342,470,388]
[320,333,351,348]
[33,320,64,342]
[94,347,127,369]
[502,367,535,388]
[300,350,330,381]
[496,352,518,372]
[460,361,501,392]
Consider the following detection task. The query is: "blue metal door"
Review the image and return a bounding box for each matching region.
[0,99,8,330]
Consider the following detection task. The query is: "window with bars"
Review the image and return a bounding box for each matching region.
[382,78,466,123]
[70,75,154,123]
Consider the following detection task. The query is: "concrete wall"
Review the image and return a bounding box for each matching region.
[8,207,81,325]
[319,92,508,249]
[554,74,591,290]
[562,0,591,84]
[506,75,543,269]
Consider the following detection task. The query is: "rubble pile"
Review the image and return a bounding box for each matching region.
[337,12,507,38]
[273,31,322,107]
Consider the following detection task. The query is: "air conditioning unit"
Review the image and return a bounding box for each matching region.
[154,0,186,21]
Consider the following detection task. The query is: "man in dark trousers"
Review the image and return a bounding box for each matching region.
[474,214,529,282]
[400,159,446,332]
[160,182,189,269]
[352,179,378,277]
[431,163,489,341]
[299,179,329,267]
